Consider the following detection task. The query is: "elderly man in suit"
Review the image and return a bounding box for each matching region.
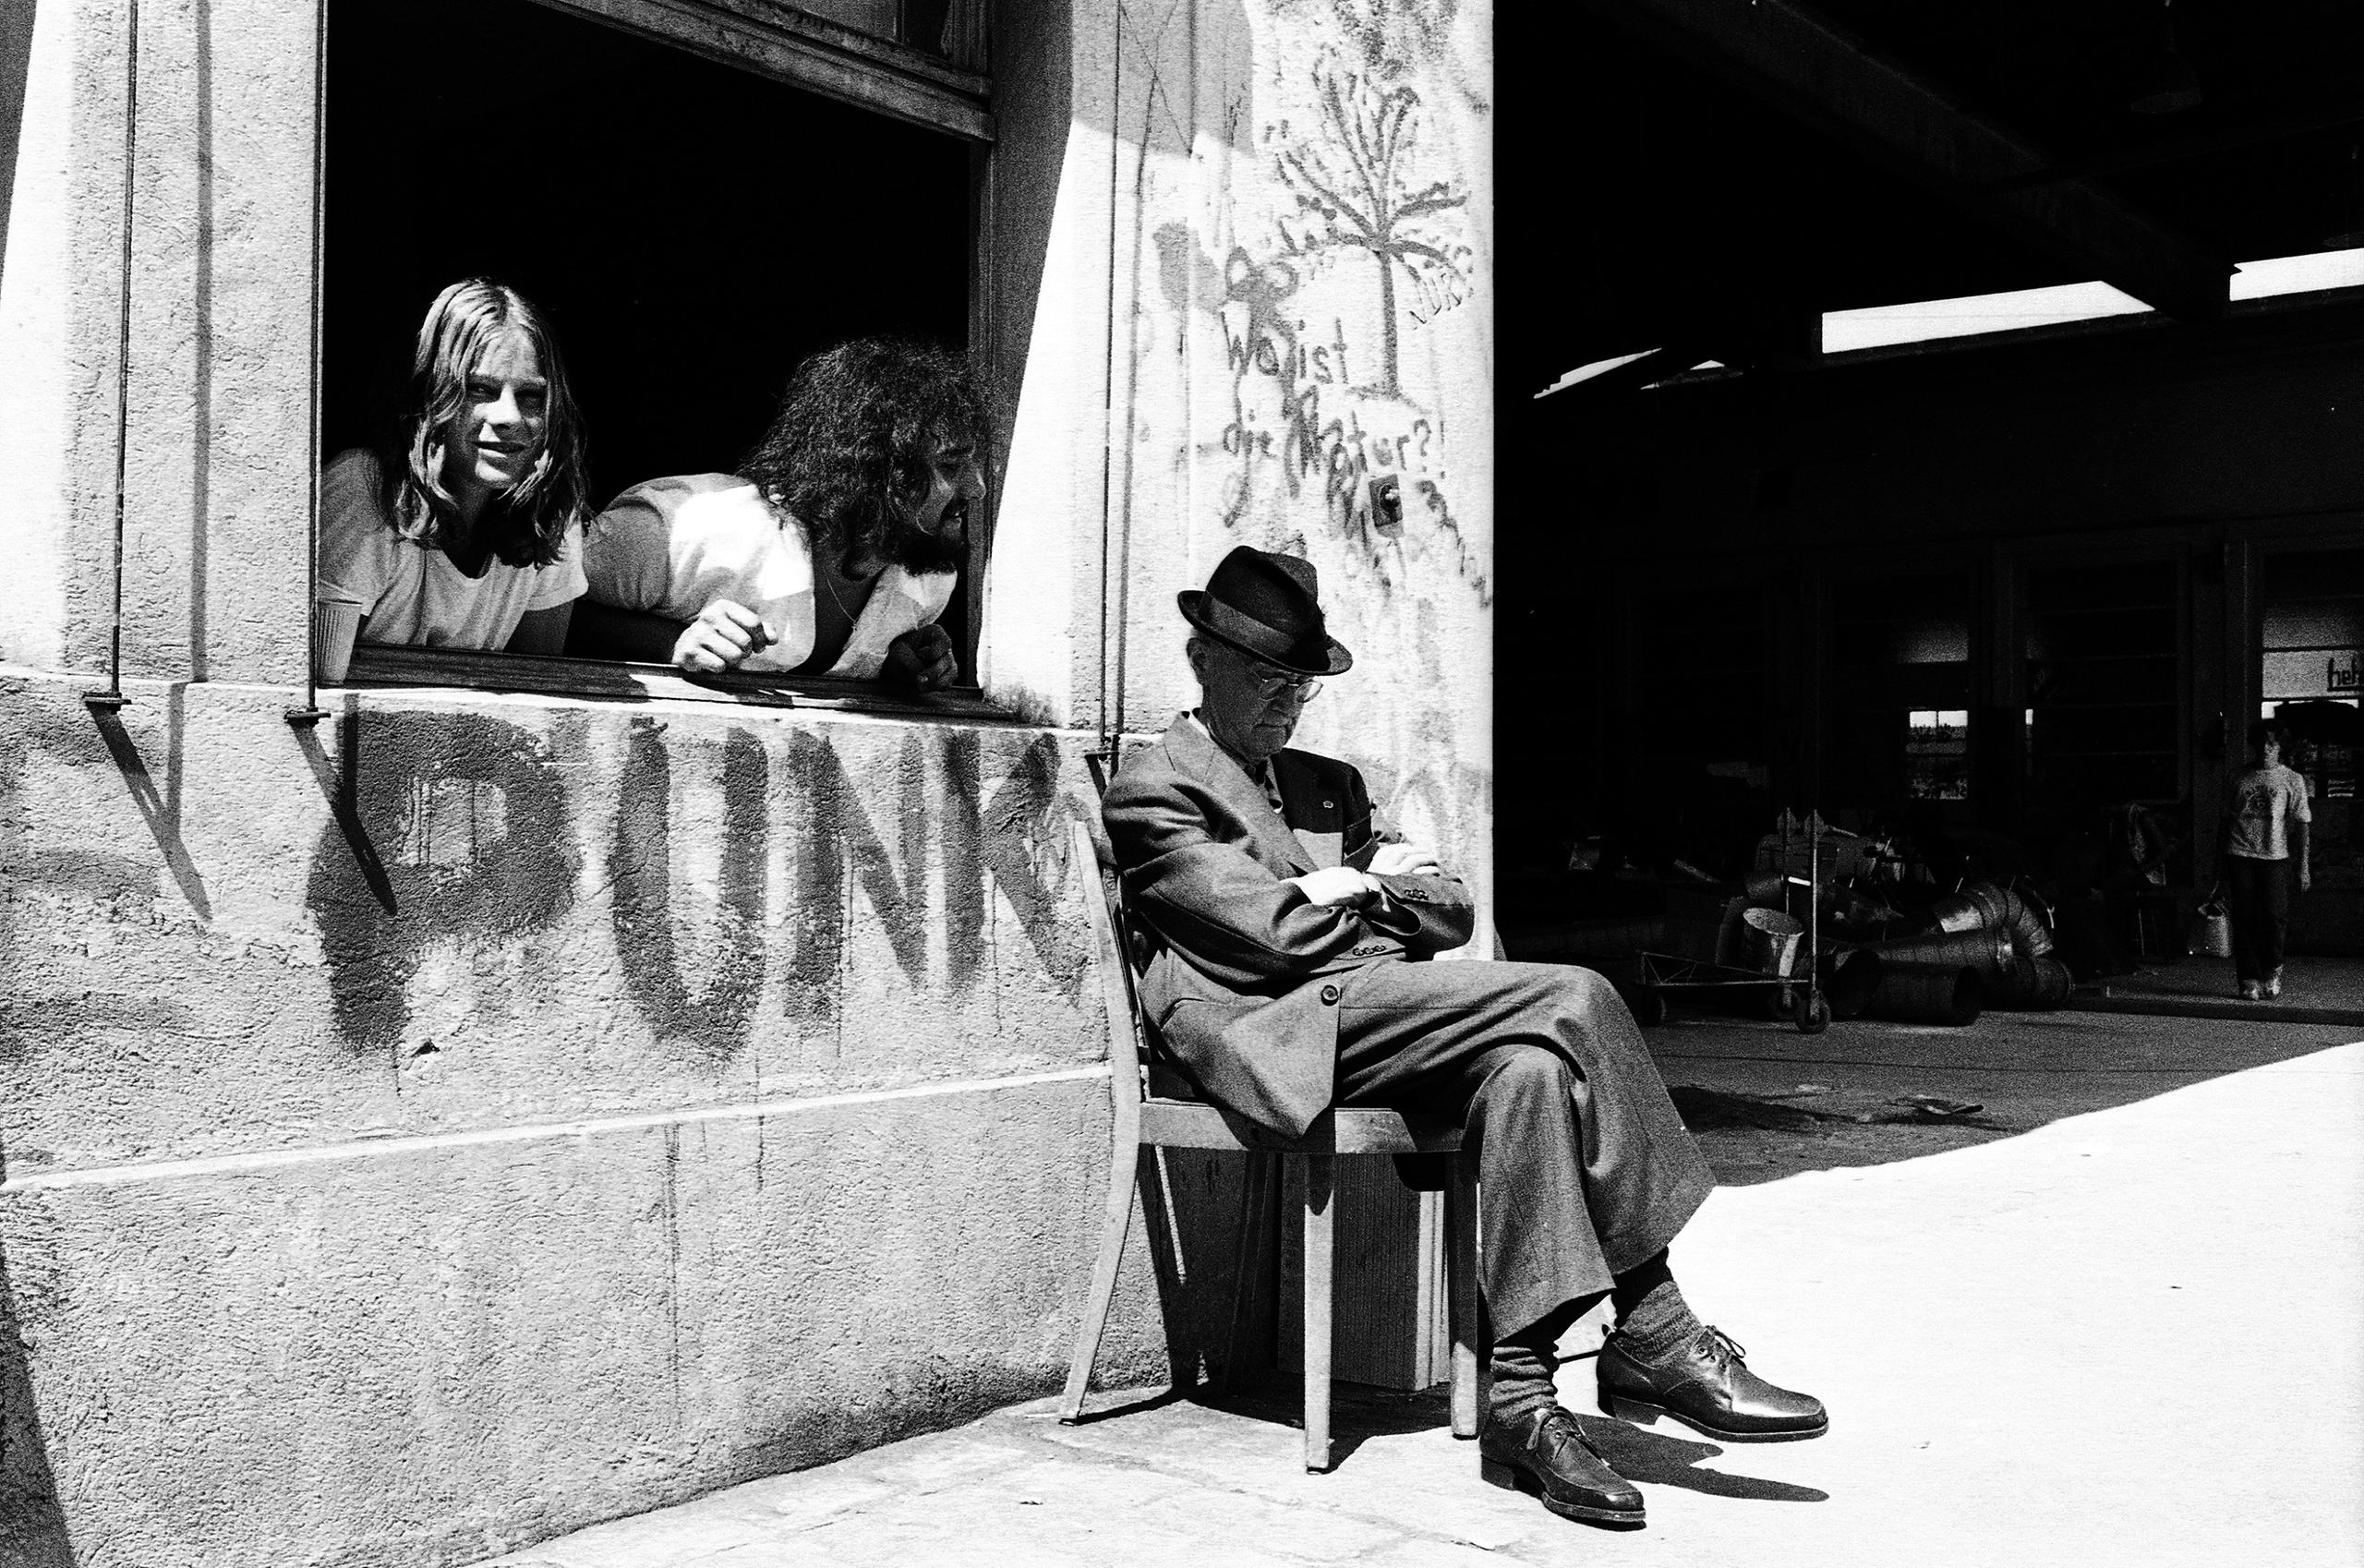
[1102,547,1825,1528]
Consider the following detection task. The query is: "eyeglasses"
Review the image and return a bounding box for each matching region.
[1205,638,1324,702]
[1244,663,1322,704]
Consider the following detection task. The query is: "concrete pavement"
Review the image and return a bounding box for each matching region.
[2072,951,2364,1026]
[473,1013,2364,1568]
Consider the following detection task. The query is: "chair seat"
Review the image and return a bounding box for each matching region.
[1138,1097,1465,1154]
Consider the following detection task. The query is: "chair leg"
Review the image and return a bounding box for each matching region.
[1298,1151,1335,1473]
[1060,1134,1142,1423]
[1219,1152,1276,1394]
[1444,1152,1488,1439]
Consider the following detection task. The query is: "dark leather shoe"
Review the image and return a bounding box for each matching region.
[1478,1405,1646,1527]
[1599,1325,1828,1442]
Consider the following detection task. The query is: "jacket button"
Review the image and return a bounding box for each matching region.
[1320,983,1341,1005]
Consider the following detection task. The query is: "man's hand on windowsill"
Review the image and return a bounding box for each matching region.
[885,622,959,690]
[672,600,776,674]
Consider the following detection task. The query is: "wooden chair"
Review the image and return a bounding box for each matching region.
[1057,817,1488,1471]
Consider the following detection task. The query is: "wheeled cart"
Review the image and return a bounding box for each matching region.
[1629,813,1828,1033]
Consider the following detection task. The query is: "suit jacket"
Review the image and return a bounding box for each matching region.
[1101,714,1477,1136]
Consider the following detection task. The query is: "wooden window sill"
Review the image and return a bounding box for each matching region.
[339,643,1020,723]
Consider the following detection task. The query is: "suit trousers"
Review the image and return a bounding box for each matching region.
[1332,960,1716,1342]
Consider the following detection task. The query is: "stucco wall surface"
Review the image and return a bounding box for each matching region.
[1,679,1108,1164]
[0,0,314,686]
[987,0,1496,943]
[4,1078,1125,1568]
[0,673,1177,1566]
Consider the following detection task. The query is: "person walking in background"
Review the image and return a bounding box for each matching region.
[2220,719,2311,1000]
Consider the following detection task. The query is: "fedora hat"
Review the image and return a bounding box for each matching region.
[1177,547,1353,677]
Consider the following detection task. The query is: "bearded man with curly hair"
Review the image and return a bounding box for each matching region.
[573,338,987,688]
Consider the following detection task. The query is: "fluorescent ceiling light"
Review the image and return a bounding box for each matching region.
[1821,247,2364,356]
[1535,351,1728,399]
[1535,348,1658,399]
[1823,281,2152,354]
[2230,247,2364,300]
[1640,359,1723,388]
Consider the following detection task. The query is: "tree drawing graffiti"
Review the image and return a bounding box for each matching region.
[1272,0,1464,75]
[1273,55,1471,397]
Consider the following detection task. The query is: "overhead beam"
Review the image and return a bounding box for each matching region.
[1574,0,2231,321]
[1984,91,2364,195]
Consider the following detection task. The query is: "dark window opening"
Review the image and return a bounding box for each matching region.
[1610,573,1771,880]
[1827,571,1973,814]
[1627,574,1768,763]
[2024,561,2181,809]
[320,0,982,703]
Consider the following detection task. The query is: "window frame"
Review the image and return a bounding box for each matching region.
[535,0,992,139]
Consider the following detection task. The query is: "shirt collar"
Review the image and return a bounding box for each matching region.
[1184,711,1285,813]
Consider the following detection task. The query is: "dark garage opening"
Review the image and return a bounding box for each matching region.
[1493,2,2364,965]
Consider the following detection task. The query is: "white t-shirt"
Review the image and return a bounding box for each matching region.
[581,473,957,677]
[320,449,587,650]
[2226,763,2312,861]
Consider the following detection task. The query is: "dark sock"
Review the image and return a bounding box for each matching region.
[1489,1340,1558,1426]
[1488,1296,1595,1424]
[1610,1249,1702,1357]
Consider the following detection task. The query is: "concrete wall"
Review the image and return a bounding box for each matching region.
[0,0,314,685]
[0,677,1193,1566]
[0,0,1497,1561]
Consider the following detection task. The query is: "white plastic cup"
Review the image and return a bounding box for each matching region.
[314,592,364,684]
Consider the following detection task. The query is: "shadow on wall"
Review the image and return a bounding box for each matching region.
[0,699,212,1067]
[1118,1145,1324,1397]
[87,695,212,918]
[1108,1146,1458,1412]
[0,0,36,296]
[0,1245,77,1568]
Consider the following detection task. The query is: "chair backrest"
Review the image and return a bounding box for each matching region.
[1072,815,1148,1109]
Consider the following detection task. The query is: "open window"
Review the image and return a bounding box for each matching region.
[317,0,999,717]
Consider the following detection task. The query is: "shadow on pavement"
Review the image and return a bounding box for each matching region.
[1159,1379,1836,1498]
[1058,1384,1199,1429]
[1187,1378,1458,1470]
[1579,1416,1828,1503]
[1650,1011,2360,1187]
